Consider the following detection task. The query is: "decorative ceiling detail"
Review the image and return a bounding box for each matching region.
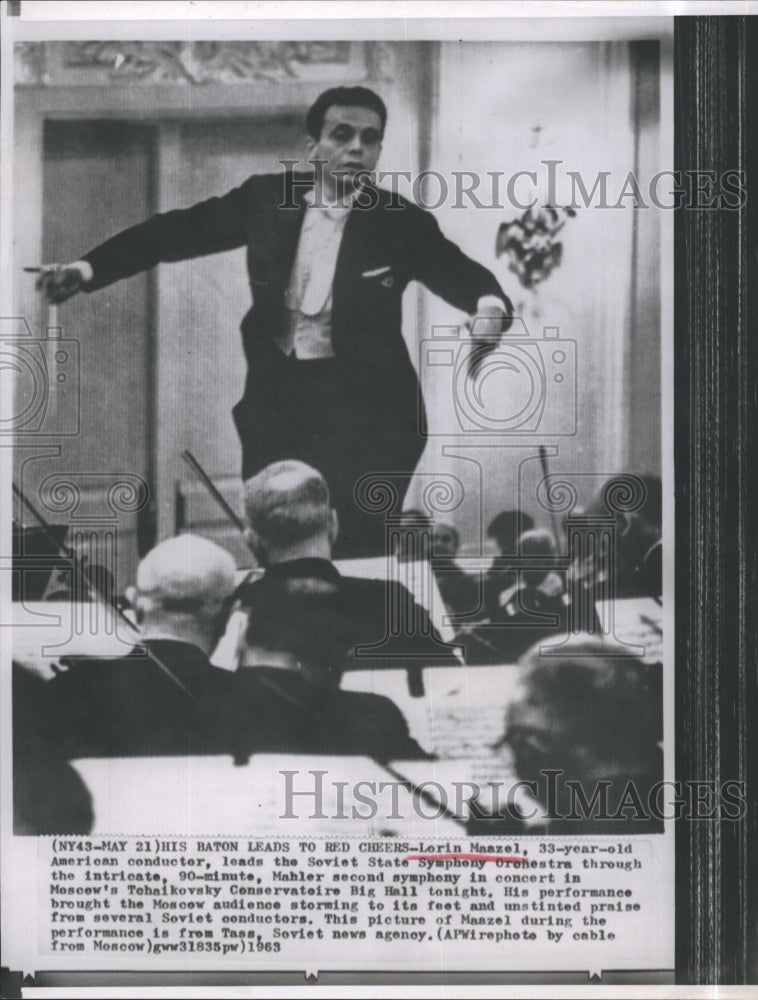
[62,40,352,84]
[14,42,47,85]
[15,40,396,87]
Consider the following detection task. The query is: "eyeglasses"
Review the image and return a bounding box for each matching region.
[327,123,383,147]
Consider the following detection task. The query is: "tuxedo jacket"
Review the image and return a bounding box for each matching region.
[82,172,511,423]
[230,667,431,761]
[47,640,238,758]
[235,557,459,674]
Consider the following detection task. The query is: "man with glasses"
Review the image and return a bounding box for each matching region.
[38,86,512,556]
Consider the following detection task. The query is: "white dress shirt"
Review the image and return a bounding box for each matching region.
[279,190,351,359]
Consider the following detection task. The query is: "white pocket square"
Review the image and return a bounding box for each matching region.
[361,266,392,278]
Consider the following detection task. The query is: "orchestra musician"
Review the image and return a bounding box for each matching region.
[47,535,240,759]
[229,460,458,679]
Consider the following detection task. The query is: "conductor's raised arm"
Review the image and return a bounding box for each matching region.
[36,178,255,301]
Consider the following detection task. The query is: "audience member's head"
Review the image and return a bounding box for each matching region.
[243,460,338,565]
[432,522,460,559]
[517,528,559,589]
[392,509,433,563]
[487,510,535,556]
[126,534,237,654]
[501,638,662,825]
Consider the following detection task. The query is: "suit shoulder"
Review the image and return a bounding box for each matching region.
[340,574,387,596]
[372,186,435,223]
[245,171,312,203]
[338,688,409,725]
[340,574,412,595]
[56,651,141,673]
[230,172,284,205]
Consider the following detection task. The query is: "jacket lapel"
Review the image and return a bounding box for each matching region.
[267,176,311,285]
[335,189,381,279]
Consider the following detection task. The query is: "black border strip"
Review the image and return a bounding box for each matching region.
[674,14,757,986]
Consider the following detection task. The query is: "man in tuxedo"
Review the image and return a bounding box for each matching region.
[224,460,458,682]
[38,86,512,556]
[233,602,432,761]
[228,461,441,759]
[47,534,240,759]
[483,508,535,618]
[430,520,480,620]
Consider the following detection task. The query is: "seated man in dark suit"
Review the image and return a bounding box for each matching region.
[233,461,458,685]
[390,511,480,623]
[571,474,663,600]
[457,529,567,664]
[483,509,535,618]
[47,535,239,758]
[431,521,480,621]
[232,593,431,761]
[467,637,663,835]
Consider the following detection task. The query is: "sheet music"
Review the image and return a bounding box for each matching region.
[343,664,522,785]
[70,754,464,837]
[596,597,664,665]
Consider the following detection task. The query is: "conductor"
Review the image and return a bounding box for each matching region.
[38,86,512,556]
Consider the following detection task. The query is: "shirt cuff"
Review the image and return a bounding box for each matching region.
[70,260,94,284]
[476,295,508,313]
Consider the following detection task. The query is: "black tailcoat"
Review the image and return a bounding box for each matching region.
[82,173,511,553]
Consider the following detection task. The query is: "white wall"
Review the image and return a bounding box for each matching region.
[406,41,662,551]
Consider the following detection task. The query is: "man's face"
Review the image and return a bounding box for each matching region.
[433,525,459,558]
[503,696,565,789]
[307,104,383,194]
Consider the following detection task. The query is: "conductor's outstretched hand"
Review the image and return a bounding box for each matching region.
[36,266,85,305]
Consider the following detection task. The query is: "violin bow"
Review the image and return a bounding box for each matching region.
[12,482,216,712]
[181,450,247,537]
[539,445,564,550]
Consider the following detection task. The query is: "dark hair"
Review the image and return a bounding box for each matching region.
[305,86,388,140]
[518,638,662,757]
[487,510,534,551]
[434,522,460,546]
[584,474,662,528]
[244,576,351,675]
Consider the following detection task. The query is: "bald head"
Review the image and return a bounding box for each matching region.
[137,534,236,607]
[131,534,237,650]
[243,460,337,563]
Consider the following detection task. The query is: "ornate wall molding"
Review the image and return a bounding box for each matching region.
[14,41,47,85]
[15,41,394,87]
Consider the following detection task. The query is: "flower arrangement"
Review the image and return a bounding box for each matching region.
[496,205,576,290]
